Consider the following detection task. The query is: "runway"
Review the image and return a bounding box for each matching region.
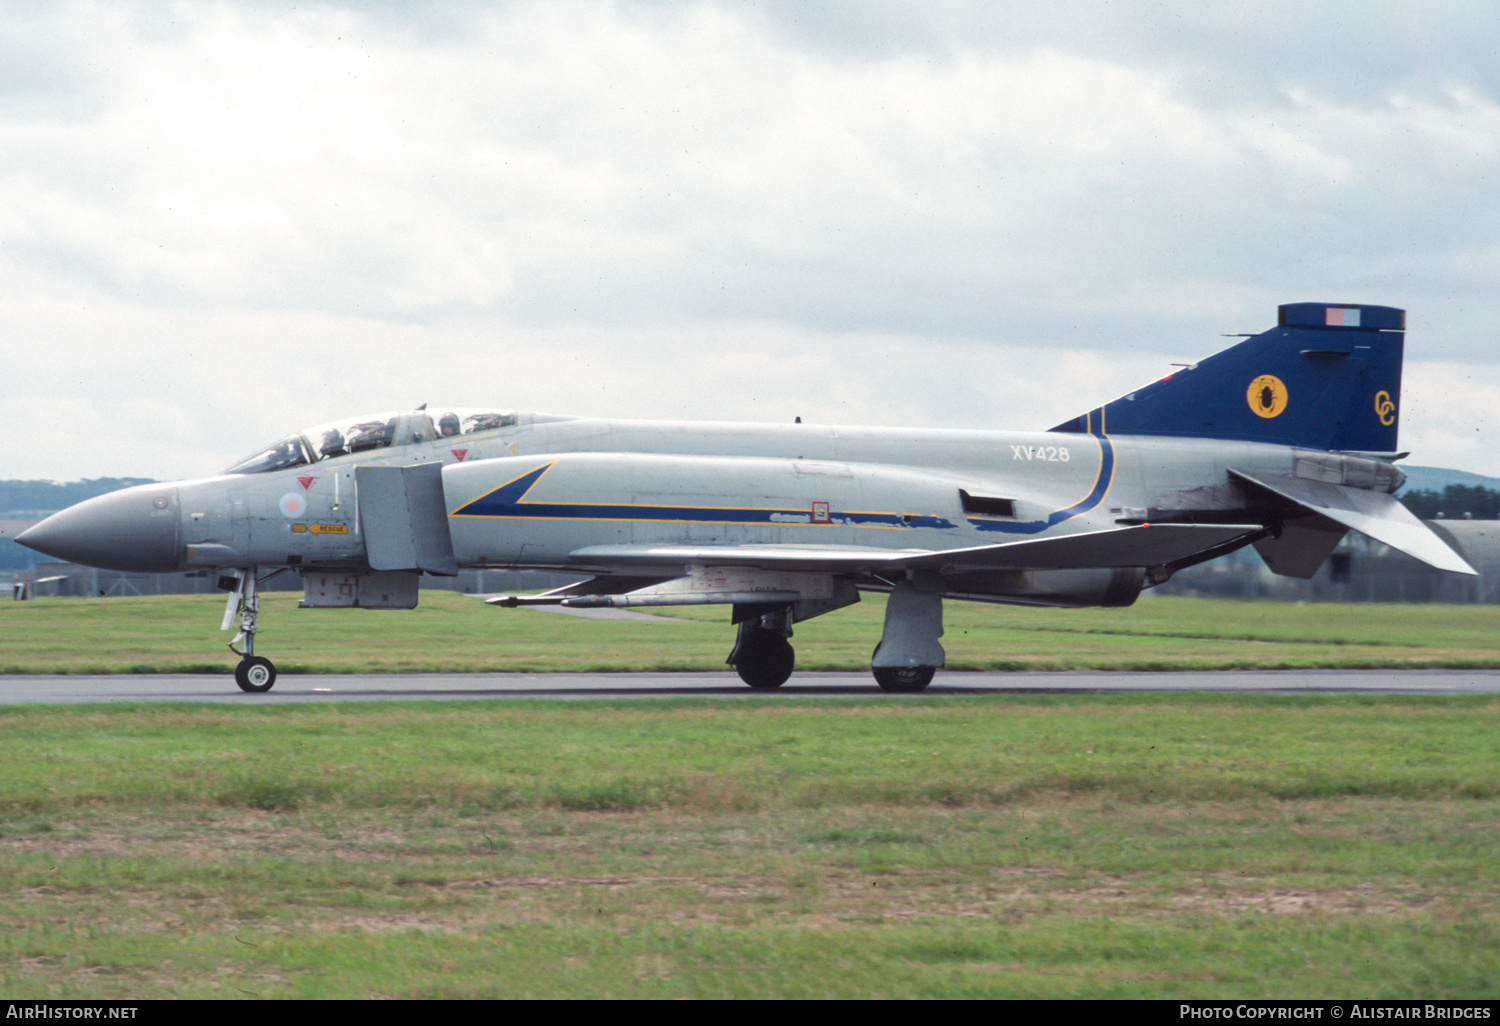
[2,668,1499,704]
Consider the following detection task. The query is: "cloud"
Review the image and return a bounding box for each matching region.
[2,1,1499,478]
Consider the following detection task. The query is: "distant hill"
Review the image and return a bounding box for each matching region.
[0,478,156,571]
[1396,465,1500,495]
[0,478,156,519]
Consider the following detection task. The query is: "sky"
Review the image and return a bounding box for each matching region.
[4,0,1500,481]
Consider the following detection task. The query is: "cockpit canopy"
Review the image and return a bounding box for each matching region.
[224,408,518,475]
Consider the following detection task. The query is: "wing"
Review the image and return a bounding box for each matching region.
[489,524,1263,610]
[564,523,1262,575]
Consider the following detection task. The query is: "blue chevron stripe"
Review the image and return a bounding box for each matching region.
[451,463,958,530]
[967,426,1115,535]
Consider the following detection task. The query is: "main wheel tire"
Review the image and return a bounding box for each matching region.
[235,656,277,693]
[872,665,935,692]
[734,633,795,689]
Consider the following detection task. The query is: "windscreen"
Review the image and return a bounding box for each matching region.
[223,435,313,475]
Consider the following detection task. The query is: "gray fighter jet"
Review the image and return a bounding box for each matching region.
[18,303,1474,693]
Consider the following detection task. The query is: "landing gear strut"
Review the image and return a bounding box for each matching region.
[728,607,795,689]
[224,569,277,693]
[869,573,944,692]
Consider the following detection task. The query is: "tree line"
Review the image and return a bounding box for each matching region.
[1399,485,1500,520]
[1,478,156,572]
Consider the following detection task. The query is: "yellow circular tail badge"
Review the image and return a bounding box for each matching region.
[1246,375,1288,419]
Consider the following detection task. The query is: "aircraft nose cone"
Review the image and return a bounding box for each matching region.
[16,484,182,573]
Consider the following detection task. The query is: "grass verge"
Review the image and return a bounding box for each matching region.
[0,696,1496,997]
[6,592,1500,674]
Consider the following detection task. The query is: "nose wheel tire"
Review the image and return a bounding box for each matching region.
[872,665,935,692]
[235,656,277,693]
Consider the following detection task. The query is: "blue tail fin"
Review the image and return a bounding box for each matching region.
[1052,303,1406,452]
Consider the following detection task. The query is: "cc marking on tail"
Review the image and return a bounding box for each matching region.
[1374,391,1396,426]
[1246,375,1288,419]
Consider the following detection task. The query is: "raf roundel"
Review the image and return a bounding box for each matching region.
[1246,375,1288,419]
[279,493,307,519]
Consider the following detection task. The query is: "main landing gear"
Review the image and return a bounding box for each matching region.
[725,591,942,692]
[728,607,795,689]
[868,573,944,693]
[872,665,936,692]
[223,569,278,693]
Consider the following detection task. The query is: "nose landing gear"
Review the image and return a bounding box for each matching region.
[234,655,277,693]
[223,569,278,693]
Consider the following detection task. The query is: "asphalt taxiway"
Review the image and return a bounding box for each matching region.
[1,668,1498,704]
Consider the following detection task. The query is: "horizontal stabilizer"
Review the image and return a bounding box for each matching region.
[568,523,1260,574]
[1229,469,1476,575]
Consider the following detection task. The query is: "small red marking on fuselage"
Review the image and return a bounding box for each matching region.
[452,449,468,462]
[812,501,831,524]
[297,476,315,490]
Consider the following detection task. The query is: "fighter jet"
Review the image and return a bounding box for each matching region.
[17,303,1474,693]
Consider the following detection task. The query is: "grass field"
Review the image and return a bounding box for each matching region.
[0,695,1497,998]
[3,596,1498,997]
[5,591,1500,674]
